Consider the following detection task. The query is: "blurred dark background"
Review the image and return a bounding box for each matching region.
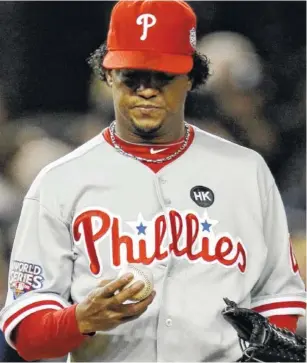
[0,2,305,361]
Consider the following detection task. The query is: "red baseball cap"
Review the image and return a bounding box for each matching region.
[103,0,197,74]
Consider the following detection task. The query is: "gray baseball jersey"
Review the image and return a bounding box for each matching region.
[0,125,305,362]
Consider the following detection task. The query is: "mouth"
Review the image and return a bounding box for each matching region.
[131,105,164,116]
[133,104,162,110]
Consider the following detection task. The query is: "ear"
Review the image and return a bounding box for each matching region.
[187,79,192,91]
[105,70,113,87]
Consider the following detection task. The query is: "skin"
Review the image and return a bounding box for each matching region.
[76,273,156,334]
[106,69,192,144]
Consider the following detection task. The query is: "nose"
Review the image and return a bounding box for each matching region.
[136,84,159,99]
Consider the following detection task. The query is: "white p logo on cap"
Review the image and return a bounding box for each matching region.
[136,13,157,41]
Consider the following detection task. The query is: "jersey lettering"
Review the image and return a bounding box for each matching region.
[73,208,247,276]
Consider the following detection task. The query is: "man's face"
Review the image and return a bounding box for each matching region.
[107,69,191,135]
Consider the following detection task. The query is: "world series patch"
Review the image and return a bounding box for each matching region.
[9,260,44,299]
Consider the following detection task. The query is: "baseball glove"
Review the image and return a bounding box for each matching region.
[222,298,306,362]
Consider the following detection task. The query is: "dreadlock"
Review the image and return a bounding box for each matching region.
[87,42,210,91]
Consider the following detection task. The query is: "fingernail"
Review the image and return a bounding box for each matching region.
[134,281,145,289]
[151,291,156,297]
[122,273,134,280]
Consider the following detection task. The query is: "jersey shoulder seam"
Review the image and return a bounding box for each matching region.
[191,125,257,153]
[24,197,69,227]
[41,134,106,176]
[263,181,276,216]
[27,134,107,193]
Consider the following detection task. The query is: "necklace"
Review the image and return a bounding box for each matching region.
[109,121,190,163]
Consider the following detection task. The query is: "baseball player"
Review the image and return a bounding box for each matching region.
[0,0,306,362]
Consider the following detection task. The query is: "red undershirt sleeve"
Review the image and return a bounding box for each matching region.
[14,304,86,361]
[268,314,299,332]
[13,304,299,361]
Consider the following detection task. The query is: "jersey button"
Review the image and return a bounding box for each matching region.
[165,318,172,327]
[165,199,171,205]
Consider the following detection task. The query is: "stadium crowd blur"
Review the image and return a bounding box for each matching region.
[0,2,305,361]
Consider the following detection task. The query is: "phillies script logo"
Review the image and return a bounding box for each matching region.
[72,209,247,276]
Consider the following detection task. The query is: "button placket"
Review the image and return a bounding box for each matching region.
[165,318,172,327]
[158,176,170,205]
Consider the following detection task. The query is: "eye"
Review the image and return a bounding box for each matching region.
[119,70,177,89]
[151,74,175,88]
[155,73,176,82]
[122,76,138,88]
[120,72,140,88]
[152,72,176,87]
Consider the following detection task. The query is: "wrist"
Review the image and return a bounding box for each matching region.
[74,303,95,336]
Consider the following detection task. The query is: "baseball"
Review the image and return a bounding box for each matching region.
[118,264,154,301]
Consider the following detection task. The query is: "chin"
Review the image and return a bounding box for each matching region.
[131,118,164,138]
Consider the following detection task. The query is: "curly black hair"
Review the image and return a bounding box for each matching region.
[87,42,210,91]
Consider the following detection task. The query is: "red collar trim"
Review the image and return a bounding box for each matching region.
[103,125,195,162]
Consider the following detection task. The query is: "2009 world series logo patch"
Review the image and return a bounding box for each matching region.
[9,260,44,299]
